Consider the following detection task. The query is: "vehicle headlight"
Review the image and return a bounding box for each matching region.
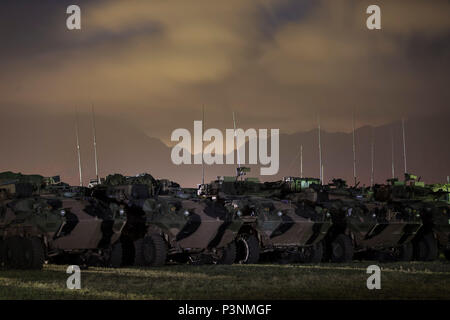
[119,209,125,216]
[60,209,66,216]
[372,213,376,218]
[236,210,242,217]
[416,213,421,218]
[183,210,190,217]
[277,211,283,217]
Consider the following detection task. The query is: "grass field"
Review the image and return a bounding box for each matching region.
[0,260,449,300]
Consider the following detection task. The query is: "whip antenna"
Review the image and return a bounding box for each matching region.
[352,112,357,186]
[318,115,322,184]
[91,104,100,184]
[391,126,395,179]
[402,117,407,175]
[233,111,241,169]
[75,108,83,187]
[300,144,303,178]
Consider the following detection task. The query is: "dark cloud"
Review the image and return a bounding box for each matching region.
[0,1,449,183]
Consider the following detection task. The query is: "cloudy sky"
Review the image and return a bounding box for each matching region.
[1,1,449,138]
[0,1,449,184]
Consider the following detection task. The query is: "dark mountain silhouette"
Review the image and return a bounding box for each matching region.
[0,112,448,187]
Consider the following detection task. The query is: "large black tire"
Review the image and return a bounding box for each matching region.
[5,237,25,269]
[135,234,167,267]
[300,242,324,263]
[394,242,413,262]
[22,237,45,270]
[109,242,123,268]
[216,242,237,265]
[235,234,260,264]
[415,233,438,261]
[330,234,354,263]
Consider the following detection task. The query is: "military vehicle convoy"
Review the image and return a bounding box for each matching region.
[1,170,449,270]
[0,180,126,269]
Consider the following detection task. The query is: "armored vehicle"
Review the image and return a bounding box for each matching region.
[42,192,126,268]
[375,174,450,261]
[321,178,422,262]
[98,174,242,266]
[202,168,332,264]
[0,183,62,269]
[0,182,126,269]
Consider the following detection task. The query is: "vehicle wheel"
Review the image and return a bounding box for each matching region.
[415,233,438,261]
[235,234,260,264]
[134,238,145,266]
[22,237,45,270]
[137,233,167,267]
[5,237,25,269]
[300,241,324,263]
[393,242,413,262]
[330,234,354,263]
[216,242,236,265]
[109,242,123,268]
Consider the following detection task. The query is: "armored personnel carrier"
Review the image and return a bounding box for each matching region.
[41,192,126,268]
[0,181,126,269]
[321,178,422,262]
[202,168,332,264]
[0,183,62,269]
[98,173,241,266]
[375,174,450,261]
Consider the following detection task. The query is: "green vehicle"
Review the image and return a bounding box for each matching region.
[320,178,422,262]
[0,183,63,269]
[0,181,126,269]
[203,168,332,264]
[376,174,450,261]
[98,174,242,266]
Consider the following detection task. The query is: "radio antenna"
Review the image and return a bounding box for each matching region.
[371,127,375,186]
[75,108,83,187]
[233,111,241,169]
[352,112,357,186]
[91,104,100,184]
[391,126,395,179]
[402,117,407,175]
[202,105,205,186]
[300,144,303,178]
[318,115,322,184]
